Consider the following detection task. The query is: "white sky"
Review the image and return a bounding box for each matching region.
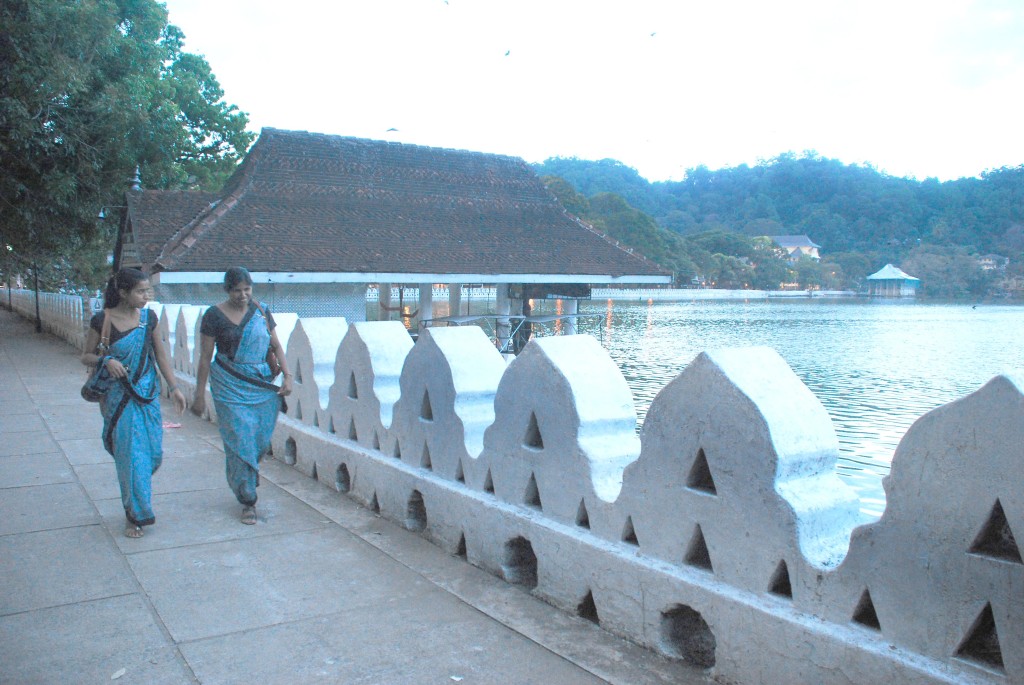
[160,0,1024,182]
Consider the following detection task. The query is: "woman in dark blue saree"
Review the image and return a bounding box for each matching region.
[81,269,186,538]
[192,267,292,524]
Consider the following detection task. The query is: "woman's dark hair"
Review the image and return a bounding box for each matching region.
[103,268,148,308]
[223,266,253,291]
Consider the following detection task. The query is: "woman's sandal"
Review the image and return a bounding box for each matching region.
[125,523,144,538]
[241,505,257,525]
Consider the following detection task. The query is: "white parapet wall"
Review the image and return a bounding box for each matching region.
[24,294,1019,685]
[283,316,348,431]
[8,289,88,350]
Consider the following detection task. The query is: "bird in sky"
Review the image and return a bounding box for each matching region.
[505,50,510,56]
[386,127,399,132]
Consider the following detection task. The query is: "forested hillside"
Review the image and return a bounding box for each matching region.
[535,155,1024,297]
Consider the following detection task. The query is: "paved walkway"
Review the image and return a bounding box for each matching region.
[0,307,706,685]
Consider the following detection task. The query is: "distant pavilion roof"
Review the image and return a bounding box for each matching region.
[770,235,821,249]
[130,128,669,285]
[866,264,920,281]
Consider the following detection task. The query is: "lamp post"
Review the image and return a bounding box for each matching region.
[2,237,12,310]
[33,260,41,333]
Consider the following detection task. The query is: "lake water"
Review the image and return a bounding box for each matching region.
[554,298,1024,518]
[381,296,1024,519]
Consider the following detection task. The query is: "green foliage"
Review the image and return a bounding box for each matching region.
[535,153,1024,296]
[534,155,1024,256]
[542,177,698,283]
[542,177,804,288]
[0,0,254,286]
[688,230,756,260]
[538,158,658,214]
[901,245,995,298]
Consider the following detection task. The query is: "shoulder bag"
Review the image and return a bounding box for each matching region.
[252,301,282,378]
[81,312,114,402]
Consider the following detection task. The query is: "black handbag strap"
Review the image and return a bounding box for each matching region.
[215,355,280,392]
[97,311,112,351]
[251,300,274,348]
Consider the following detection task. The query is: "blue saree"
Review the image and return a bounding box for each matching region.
[209,304,281,505]
[99,308,162,526]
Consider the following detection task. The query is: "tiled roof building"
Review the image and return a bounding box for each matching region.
[117,129,669,320]
[769,235,821,261]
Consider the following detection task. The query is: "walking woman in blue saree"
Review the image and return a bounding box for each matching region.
[191,267,292,524]
[81,269,187,538]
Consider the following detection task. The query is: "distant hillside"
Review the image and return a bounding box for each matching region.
[534,154,1024,297]
[535,154,1024,254]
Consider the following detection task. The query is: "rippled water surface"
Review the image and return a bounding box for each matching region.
[526,298,1024,517]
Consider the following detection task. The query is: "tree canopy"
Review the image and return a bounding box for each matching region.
[535,153,1024,296]
[1,0,254,288]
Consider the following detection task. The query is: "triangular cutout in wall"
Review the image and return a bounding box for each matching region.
[523,411,544,449]
[686,448,717,495]
[684,524,713,572]
[969,499,1022,563]
[955,602,1004,672]
[768,560,792,598]
[576,499,590,529]
[524,473,542,509]
[852,588,880,630]
[622,516,639,546]
[577,589,600,624]
[420,389,433,421]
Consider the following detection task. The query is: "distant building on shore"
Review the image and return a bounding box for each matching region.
[866,264,920,297]
[769,235,821,261]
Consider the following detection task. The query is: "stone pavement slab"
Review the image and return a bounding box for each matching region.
[260,458,698,685]
[74,452,226,501]
[0,450,73,486]
[0,411,46,433]
[128,525,432,642]
[0,399,35,414]
[37,408,103,441]
[0,431,60,457]
[0,525,136,614]
[179,600,610,685]
[0,482,98,536]
[0,594,193,685]
[58,436,113,465]
[93,484,329,553]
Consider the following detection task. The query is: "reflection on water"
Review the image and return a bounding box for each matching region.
[377,296,1024,518]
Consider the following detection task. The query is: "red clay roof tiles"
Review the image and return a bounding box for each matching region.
[140,128,668,280]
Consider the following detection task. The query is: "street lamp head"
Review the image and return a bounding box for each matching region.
[98,206,126,220]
